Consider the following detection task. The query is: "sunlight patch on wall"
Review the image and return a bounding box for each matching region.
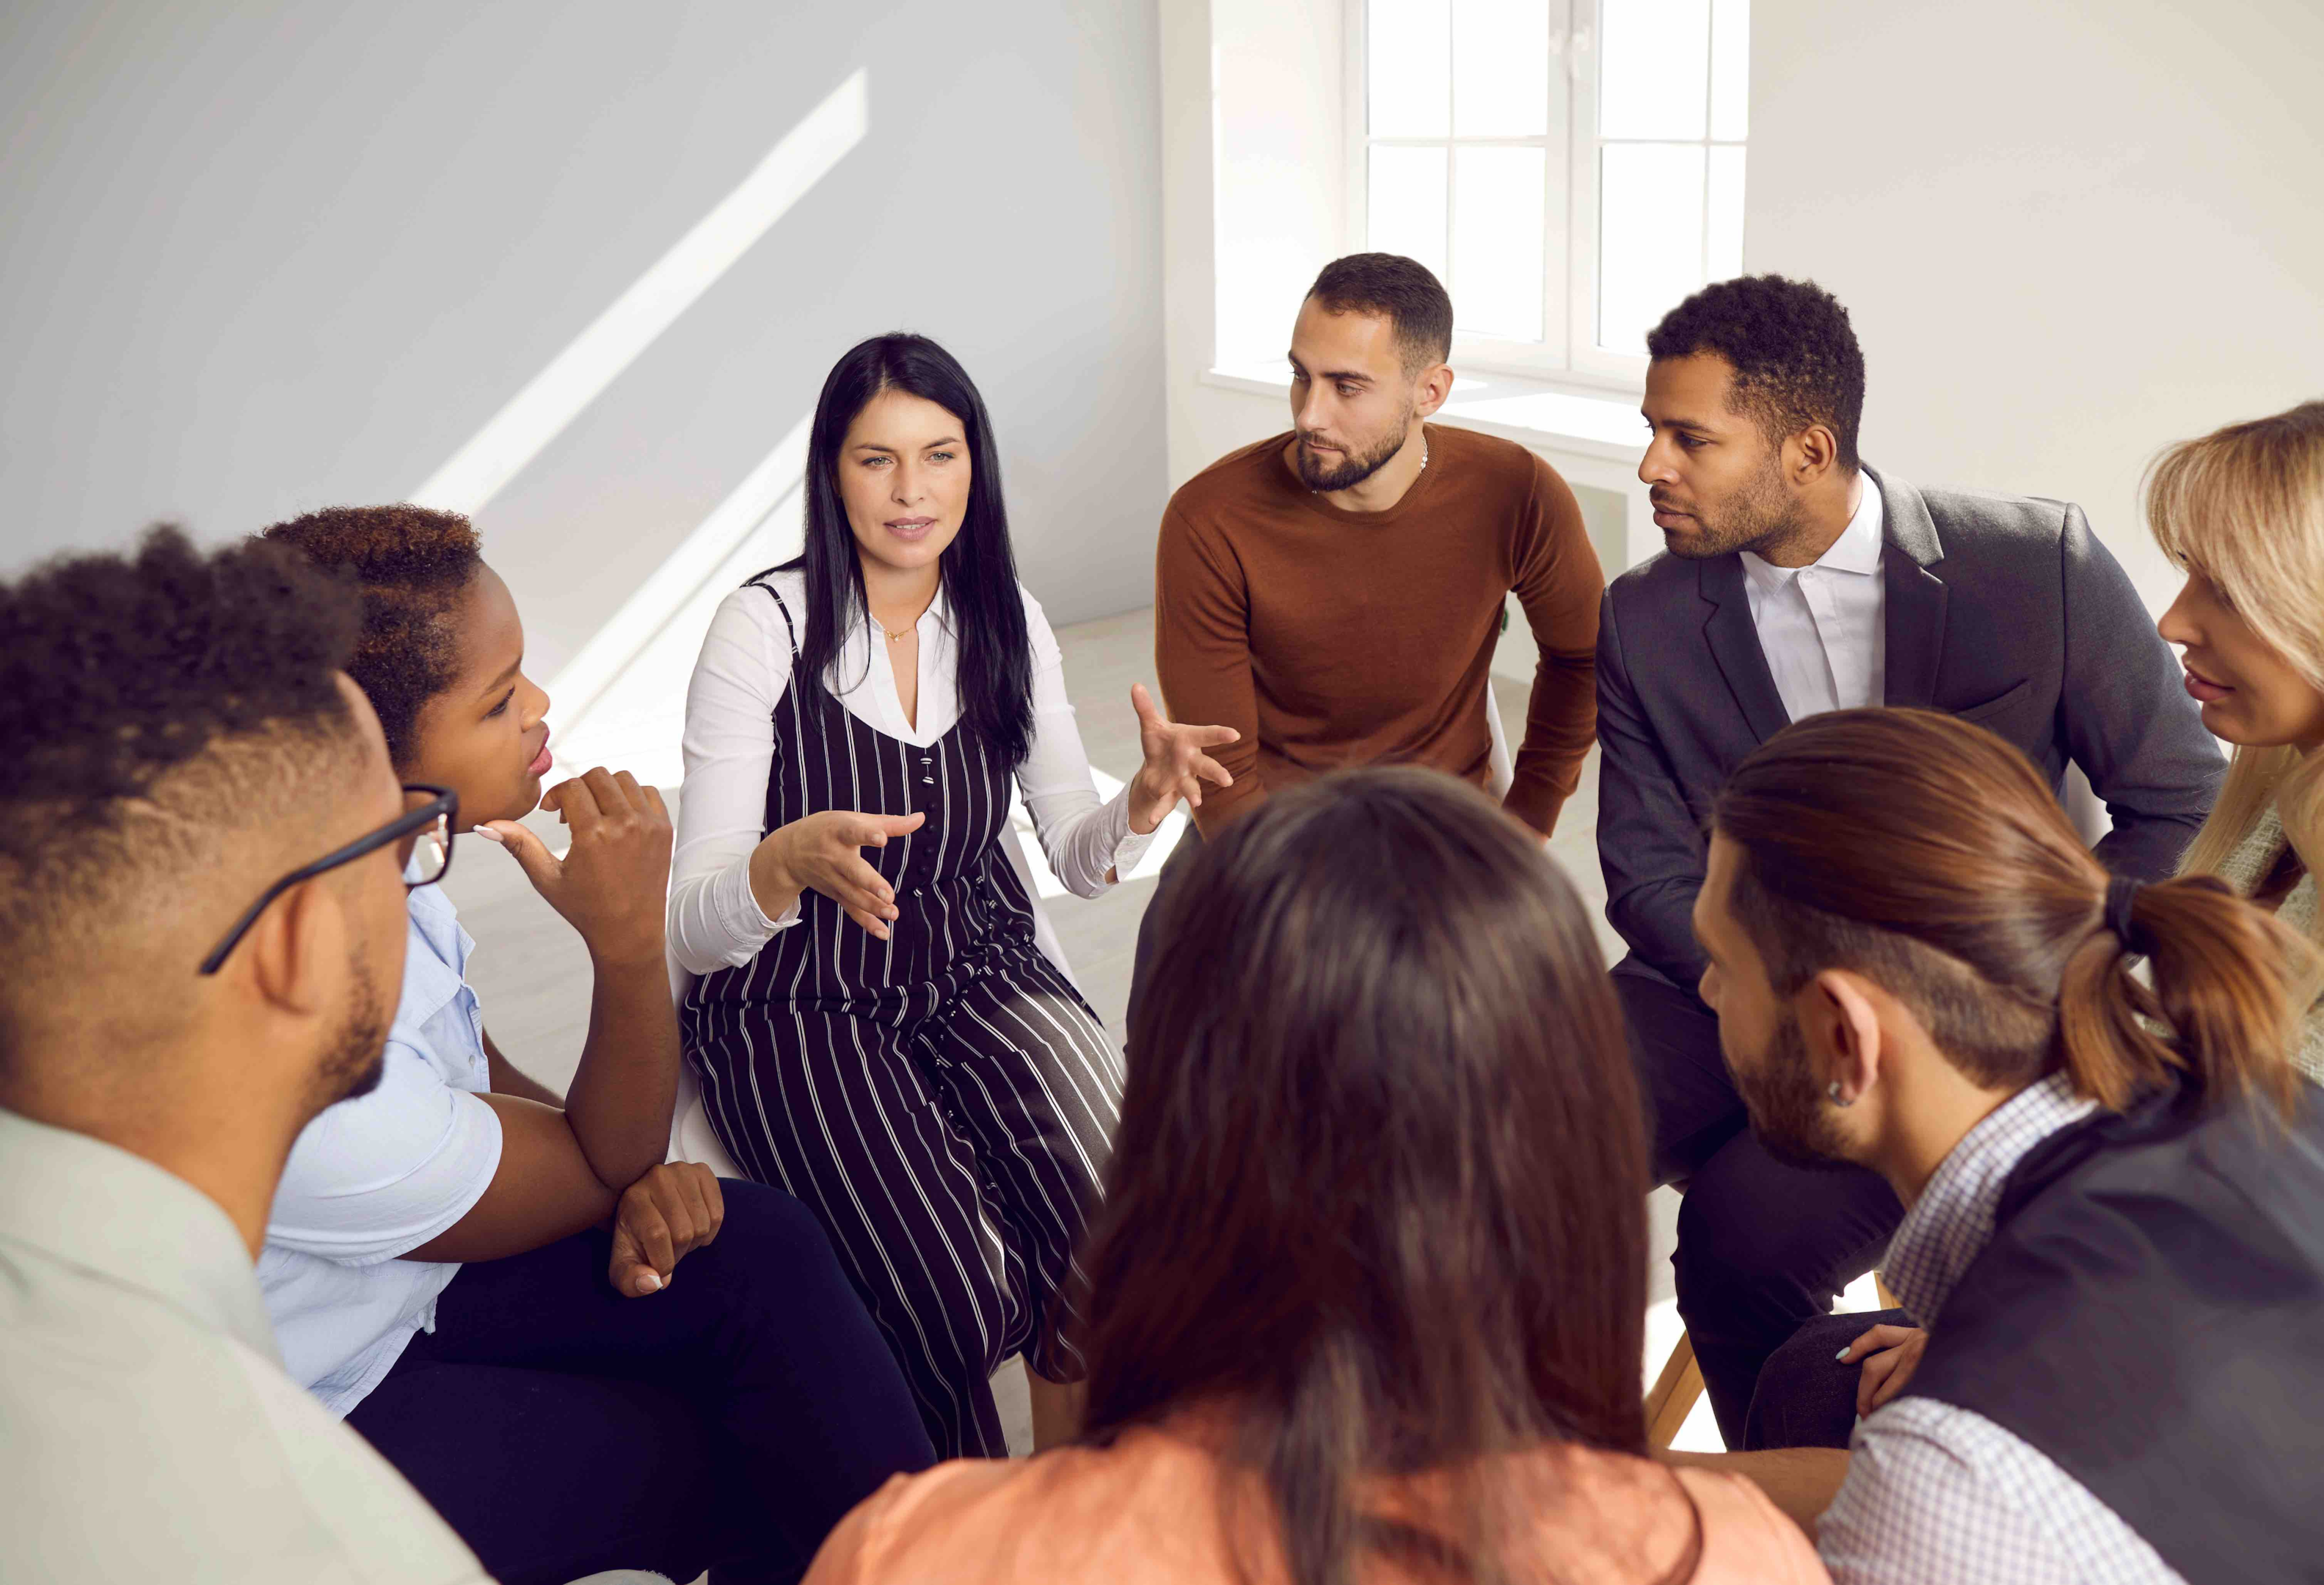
[544,415,811,787]
[411,69,870,516]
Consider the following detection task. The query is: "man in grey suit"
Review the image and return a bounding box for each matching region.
[1599,275,2223,1445]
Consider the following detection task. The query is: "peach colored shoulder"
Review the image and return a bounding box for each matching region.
[803,1435,1234,1585]
[1675,1468,1832,1584]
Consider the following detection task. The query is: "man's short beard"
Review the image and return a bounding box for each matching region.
[1731,1011,1857,1173]
[310,952,390,1113]
[1663,448,1810,561]
[1295,403,1416,492]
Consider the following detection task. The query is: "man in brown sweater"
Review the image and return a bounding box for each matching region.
[1130,253,1602,1024]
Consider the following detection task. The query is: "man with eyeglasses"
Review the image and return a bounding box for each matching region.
[0,528,489,1583]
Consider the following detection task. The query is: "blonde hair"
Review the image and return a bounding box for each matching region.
[2145,400,2324,937]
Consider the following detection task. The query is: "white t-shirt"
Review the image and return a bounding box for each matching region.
[668,570,1149,975]
[259,879,503,1417]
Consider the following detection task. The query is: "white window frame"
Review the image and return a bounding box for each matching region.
[1343,0,1741,393]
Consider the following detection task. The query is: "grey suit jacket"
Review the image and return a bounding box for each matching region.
[1596,466,2226,991]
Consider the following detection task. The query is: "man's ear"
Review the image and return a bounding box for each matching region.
[1413,361,1455,419]
[1788,423,1840,489]
[235,875,336,1020]
[1802,969,1884,1105]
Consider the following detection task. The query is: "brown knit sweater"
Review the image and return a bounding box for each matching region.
[1155,423,1602,837]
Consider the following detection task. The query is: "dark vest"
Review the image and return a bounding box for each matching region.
[1908,1079,2324,1584]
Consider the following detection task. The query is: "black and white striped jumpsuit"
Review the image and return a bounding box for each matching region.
[681,583,1122,1458]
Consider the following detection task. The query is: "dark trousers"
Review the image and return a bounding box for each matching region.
[1124,824,1203,1040]
[346,1179,934,1585]
[694,942,1120,1461]
[1743,1308,1917,1451]
[1617,967,1904,1448]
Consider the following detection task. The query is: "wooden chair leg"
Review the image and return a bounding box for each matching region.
[1646,1332,1705,1451]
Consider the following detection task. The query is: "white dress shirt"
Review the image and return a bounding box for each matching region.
[261,875,502,1416]
[1741,475,1887,722]
[669,569,1149,975]
[0,1108,489,1584]
[1818,1074,2185,1584]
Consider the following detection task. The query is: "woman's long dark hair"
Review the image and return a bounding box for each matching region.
[780,332,1034,768]
[1074,767,1691,1585]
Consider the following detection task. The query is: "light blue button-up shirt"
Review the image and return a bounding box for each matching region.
[258,876,503,1417]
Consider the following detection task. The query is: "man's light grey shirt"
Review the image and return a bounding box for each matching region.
[0,1107,490,1584]
[1818,1074,2185,1584]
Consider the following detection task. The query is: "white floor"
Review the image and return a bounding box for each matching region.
[440,603,1812,1459]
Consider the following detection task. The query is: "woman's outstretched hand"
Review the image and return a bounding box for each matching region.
[751,809,927,940]
[1126,682,1237,836]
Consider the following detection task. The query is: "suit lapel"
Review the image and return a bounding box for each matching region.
[1698,556,1792,744]
[1873,466,1948,709]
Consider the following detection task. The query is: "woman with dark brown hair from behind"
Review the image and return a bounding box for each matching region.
[804,765,1826,1585]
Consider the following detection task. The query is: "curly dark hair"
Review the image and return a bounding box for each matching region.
[1308,252,1454,374]
[1647,274,1866,472]
[0,527,363,1042]
[258,506,484,769]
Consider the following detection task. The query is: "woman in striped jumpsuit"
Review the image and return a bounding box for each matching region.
[668,334,1234,1458]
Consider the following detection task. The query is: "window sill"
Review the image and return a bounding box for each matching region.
[1200,364,1647,465]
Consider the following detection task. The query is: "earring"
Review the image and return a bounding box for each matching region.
[1826,1081,1854,1109]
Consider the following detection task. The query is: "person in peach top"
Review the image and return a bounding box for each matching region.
[806,767,1829,1585]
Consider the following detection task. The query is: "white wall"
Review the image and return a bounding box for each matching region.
[1,1,1168,753]
[1162,0,1349,491]
[1747,0,2324,611]
[1174,0,2324,616]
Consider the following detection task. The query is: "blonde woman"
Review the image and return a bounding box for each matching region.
[2150,398,2324,1079]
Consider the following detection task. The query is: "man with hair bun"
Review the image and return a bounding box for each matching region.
[1134,252,1605,1022]
[0,528,487,1583]
[1601,274,2226,1440]
[1680,706,2323,1584]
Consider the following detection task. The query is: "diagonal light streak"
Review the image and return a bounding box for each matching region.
[411,69,868,514]
[547,413,810,734]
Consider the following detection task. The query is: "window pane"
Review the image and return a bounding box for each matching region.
[1369,145,1451,285]
[1451,145,1547,340]
[1708,145,1745,280]
[1369,0,1451,138]
[1451,0,1550,138]
[1598,142,1705,355]
[1600,0,1709,141]
[1710,0,1749,140]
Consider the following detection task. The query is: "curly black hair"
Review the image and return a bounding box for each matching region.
[1647,274,1867,472]
[0,527,363,1034]
[258,506,484,769]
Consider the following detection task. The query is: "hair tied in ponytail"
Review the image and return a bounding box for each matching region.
[2105,874,2149,954]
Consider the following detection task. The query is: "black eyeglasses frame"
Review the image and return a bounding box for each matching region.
[197,784,459,976]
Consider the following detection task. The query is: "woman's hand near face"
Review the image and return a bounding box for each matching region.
[751,810,927,940]
[1126,682,1238,836]
[479,768,673,966]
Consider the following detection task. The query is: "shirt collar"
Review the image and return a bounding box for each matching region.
[0,1107,280,1360]
[1740,473,1887,587]
[1883,1071,2099,1322]
[397,877,472,1032]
